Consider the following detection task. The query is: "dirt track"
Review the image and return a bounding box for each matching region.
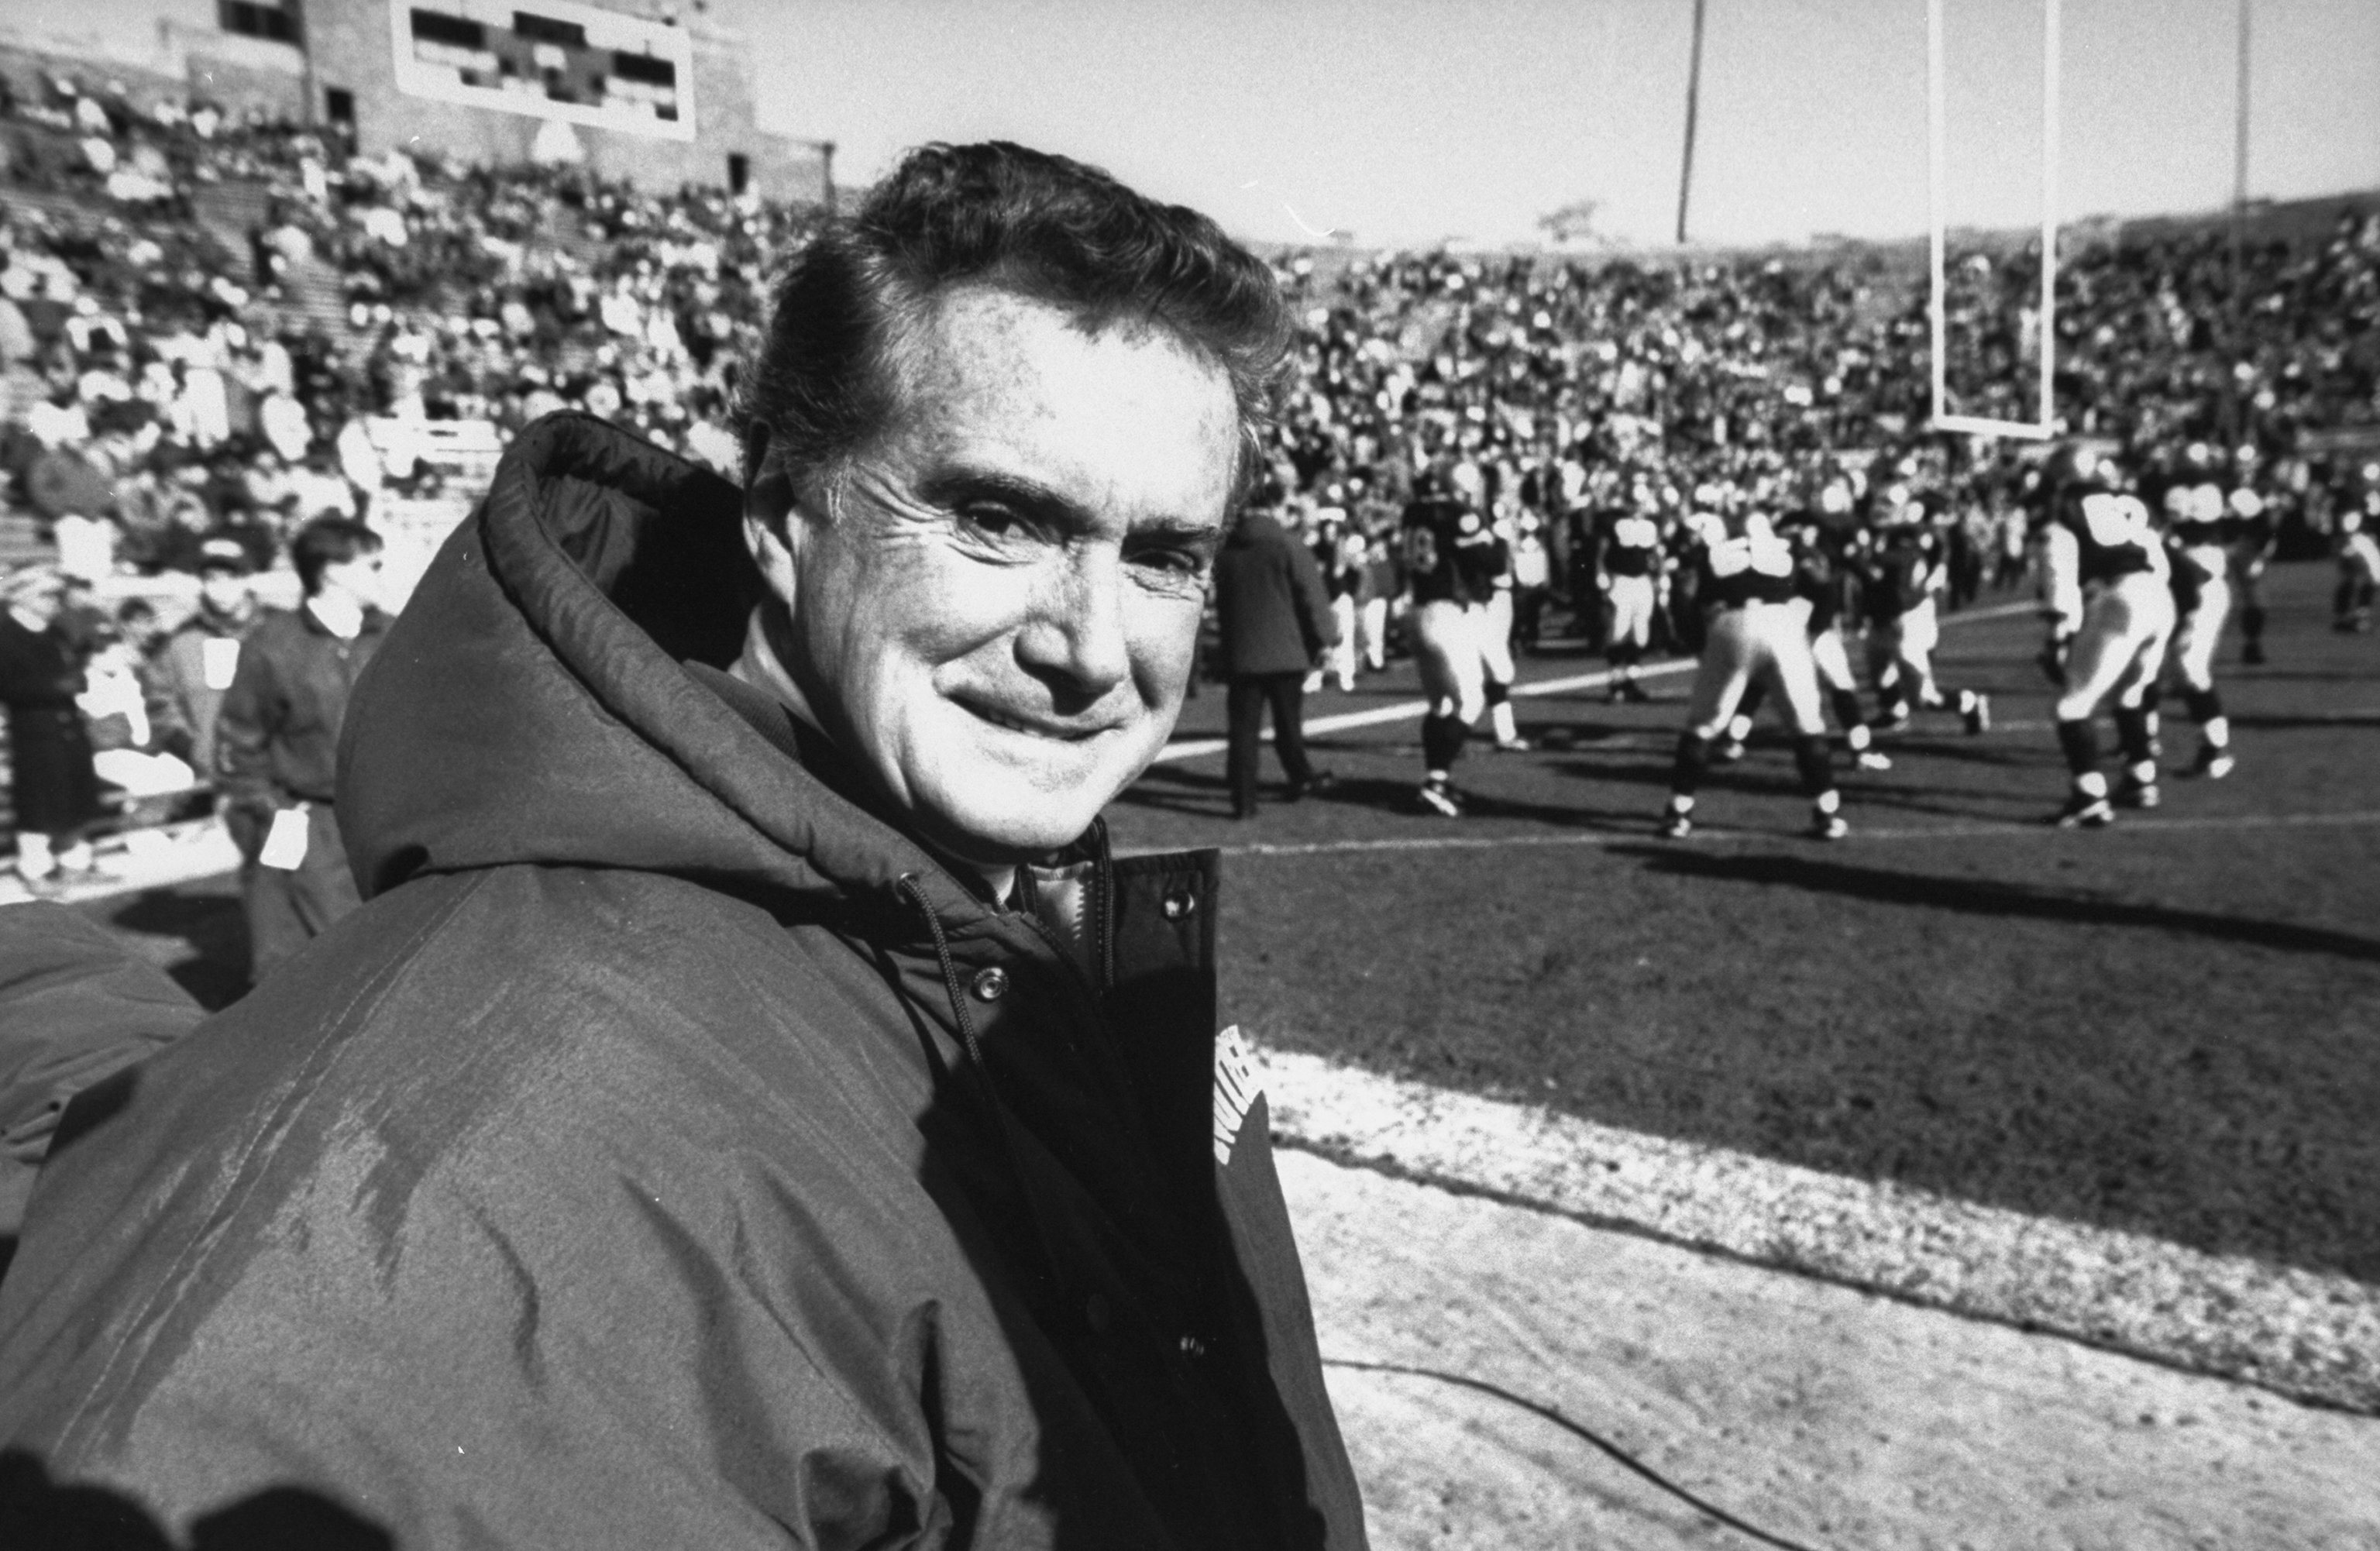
[1285,1150,2380,1551]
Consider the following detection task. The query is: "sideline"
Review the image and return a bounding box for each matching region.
[1253,1044,2380,1412]
[1216,806,2380,859]
[1154,598,2039,764]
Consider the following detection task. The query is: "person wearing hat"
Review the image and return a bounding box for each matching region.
[154,536,260,783]
[214,517,389,982]
[0,564,105,893]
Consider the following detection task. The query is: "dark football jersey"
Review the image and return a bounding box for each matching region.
[1690,509,1799,608]
[1787,522,1848,634]
[1597,507,1665,578]
[2047,487,2163,586]
[1402,495,1501,607]
[2158,479,2232,550]
[1862,526,1941,622]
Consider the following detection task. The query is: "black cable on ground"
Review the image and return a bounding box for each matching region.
[1322,1356,1832,1551]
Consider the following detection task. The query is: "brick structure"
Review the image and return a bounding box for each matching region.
[1,0,832,204]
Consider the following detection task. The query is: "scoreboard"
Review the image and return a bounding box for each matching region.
[389,0,697,142]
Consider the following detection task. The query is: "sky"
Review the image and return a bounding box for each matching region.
[731,0,2380,251]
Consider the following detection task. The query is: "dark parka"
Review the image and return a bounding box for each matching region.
[0,414,1368,1551]
[1211,509,1337,679]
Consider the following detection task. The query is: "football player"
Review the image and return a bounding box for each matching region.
[1717,480,1890,771]
[1658,482,1846,841]
[2037,444,2175,827]
[2227,445,2279,665]
[1859,486,1990,738]
[2333,459,2380,634]
[2151,441,2248,782]
[1402,463,1506,815]
[1468,469,1531,753]
[1595,473,1667,703]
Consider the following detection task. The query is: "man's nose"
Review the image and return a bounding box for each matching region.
[1017,550,1133,700]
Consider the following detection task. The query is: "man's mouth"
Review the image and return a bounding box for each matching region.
[966,701,1106,742]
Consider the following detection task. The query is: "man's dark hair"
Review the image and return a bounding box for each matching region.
[741,140,1292,506]
[291,517,382,597]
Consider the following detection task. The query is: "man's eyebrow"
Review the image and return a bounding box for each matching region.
[918,466,1221,545]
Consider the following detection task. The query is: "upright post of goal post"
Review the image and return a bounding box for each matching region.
[1928,0,2062,441]
[1927,0,1948,427]
[2038,0,2061,436]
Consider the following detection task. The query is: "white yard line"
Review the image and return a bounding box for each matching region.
[1252,1044,2380,1410]
[1155,599,2039,763]
[1214,806,2380,859]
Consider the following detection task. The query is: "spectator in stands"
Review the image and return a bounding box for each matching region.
[154,535,256,782]
[77,600,196,800]
[1213,485,1339,817]
[214,516,387,982]
[0,564,103,893]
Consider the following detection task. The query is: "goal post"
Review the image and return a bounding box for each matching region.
[1928,0,2061,439]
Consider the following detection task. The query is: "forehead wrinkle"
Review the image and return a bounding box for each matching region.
[880,291,1235,539]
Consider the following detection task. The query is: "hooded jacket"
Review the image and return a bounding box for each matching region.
[0,414,1367,1551]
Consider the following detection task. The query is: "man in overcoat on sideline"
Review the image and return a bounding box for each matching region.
[1212,488,1339,818]
[0,142,1368,1551]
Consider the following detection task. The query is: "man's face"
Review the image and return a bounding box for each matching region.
[753,285,1239,868]
[317,551,385,611]
[199,569,249,615]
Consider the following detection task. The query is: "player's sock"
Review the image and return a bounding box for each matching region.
[1831,690,1868,744]
[1792,734,1836,800]
[1420,713,1455,775]
[1669,731,1714,799]
[2242,605,2266,646]
[2114,706,2158,769]
[1486,682,1519,745]
[2183,687,2225,741]
[1725,712,1754,745]
[2055,717,2101,779]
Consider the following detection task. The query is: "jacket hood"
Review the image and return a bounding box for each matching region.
[336,412,991,926]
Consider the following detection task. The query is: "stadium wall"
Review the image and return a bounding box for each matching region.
[1,0,829,206]
[309,1,828,205]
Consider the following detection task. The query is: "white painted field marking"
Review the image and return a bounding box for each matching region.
[1154,600,2040,763]
[1253,1044,2379,1409]
[1215,808,2380,859]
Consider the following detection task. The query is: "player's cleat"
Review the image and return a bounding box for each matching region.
[2241,640,2266,665]
[1617,679,1651,703]
[1492,734,1535,752]
[1714,738,1746,764]
[1856,750,1893,772]
[1657,806,1694,840]
[2186,745,2236,780]
[1959,690,1991,736]
[1416,779,1465,818]
[2054,791,2117,829]
[1810,811,1849,842]
[2114,777,2159,810]
[1873,711,1911,735]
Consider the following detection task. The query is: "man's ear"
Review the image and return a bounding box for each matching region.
[741,430,802,604]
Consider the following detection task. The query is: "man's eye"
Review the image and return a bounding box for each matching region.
[1130,545,1210,582]
[958,504,1024,538]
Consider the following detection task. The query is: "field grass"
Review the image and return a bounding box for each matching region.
[1108,561,2380,1288]
[76,563,2380,1293]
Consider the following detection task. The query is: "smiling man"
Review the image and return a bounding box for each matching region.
[0,143,1367,1550]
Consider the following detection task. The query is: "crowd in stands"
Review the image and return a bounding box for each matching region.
[2,64,2376,885]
